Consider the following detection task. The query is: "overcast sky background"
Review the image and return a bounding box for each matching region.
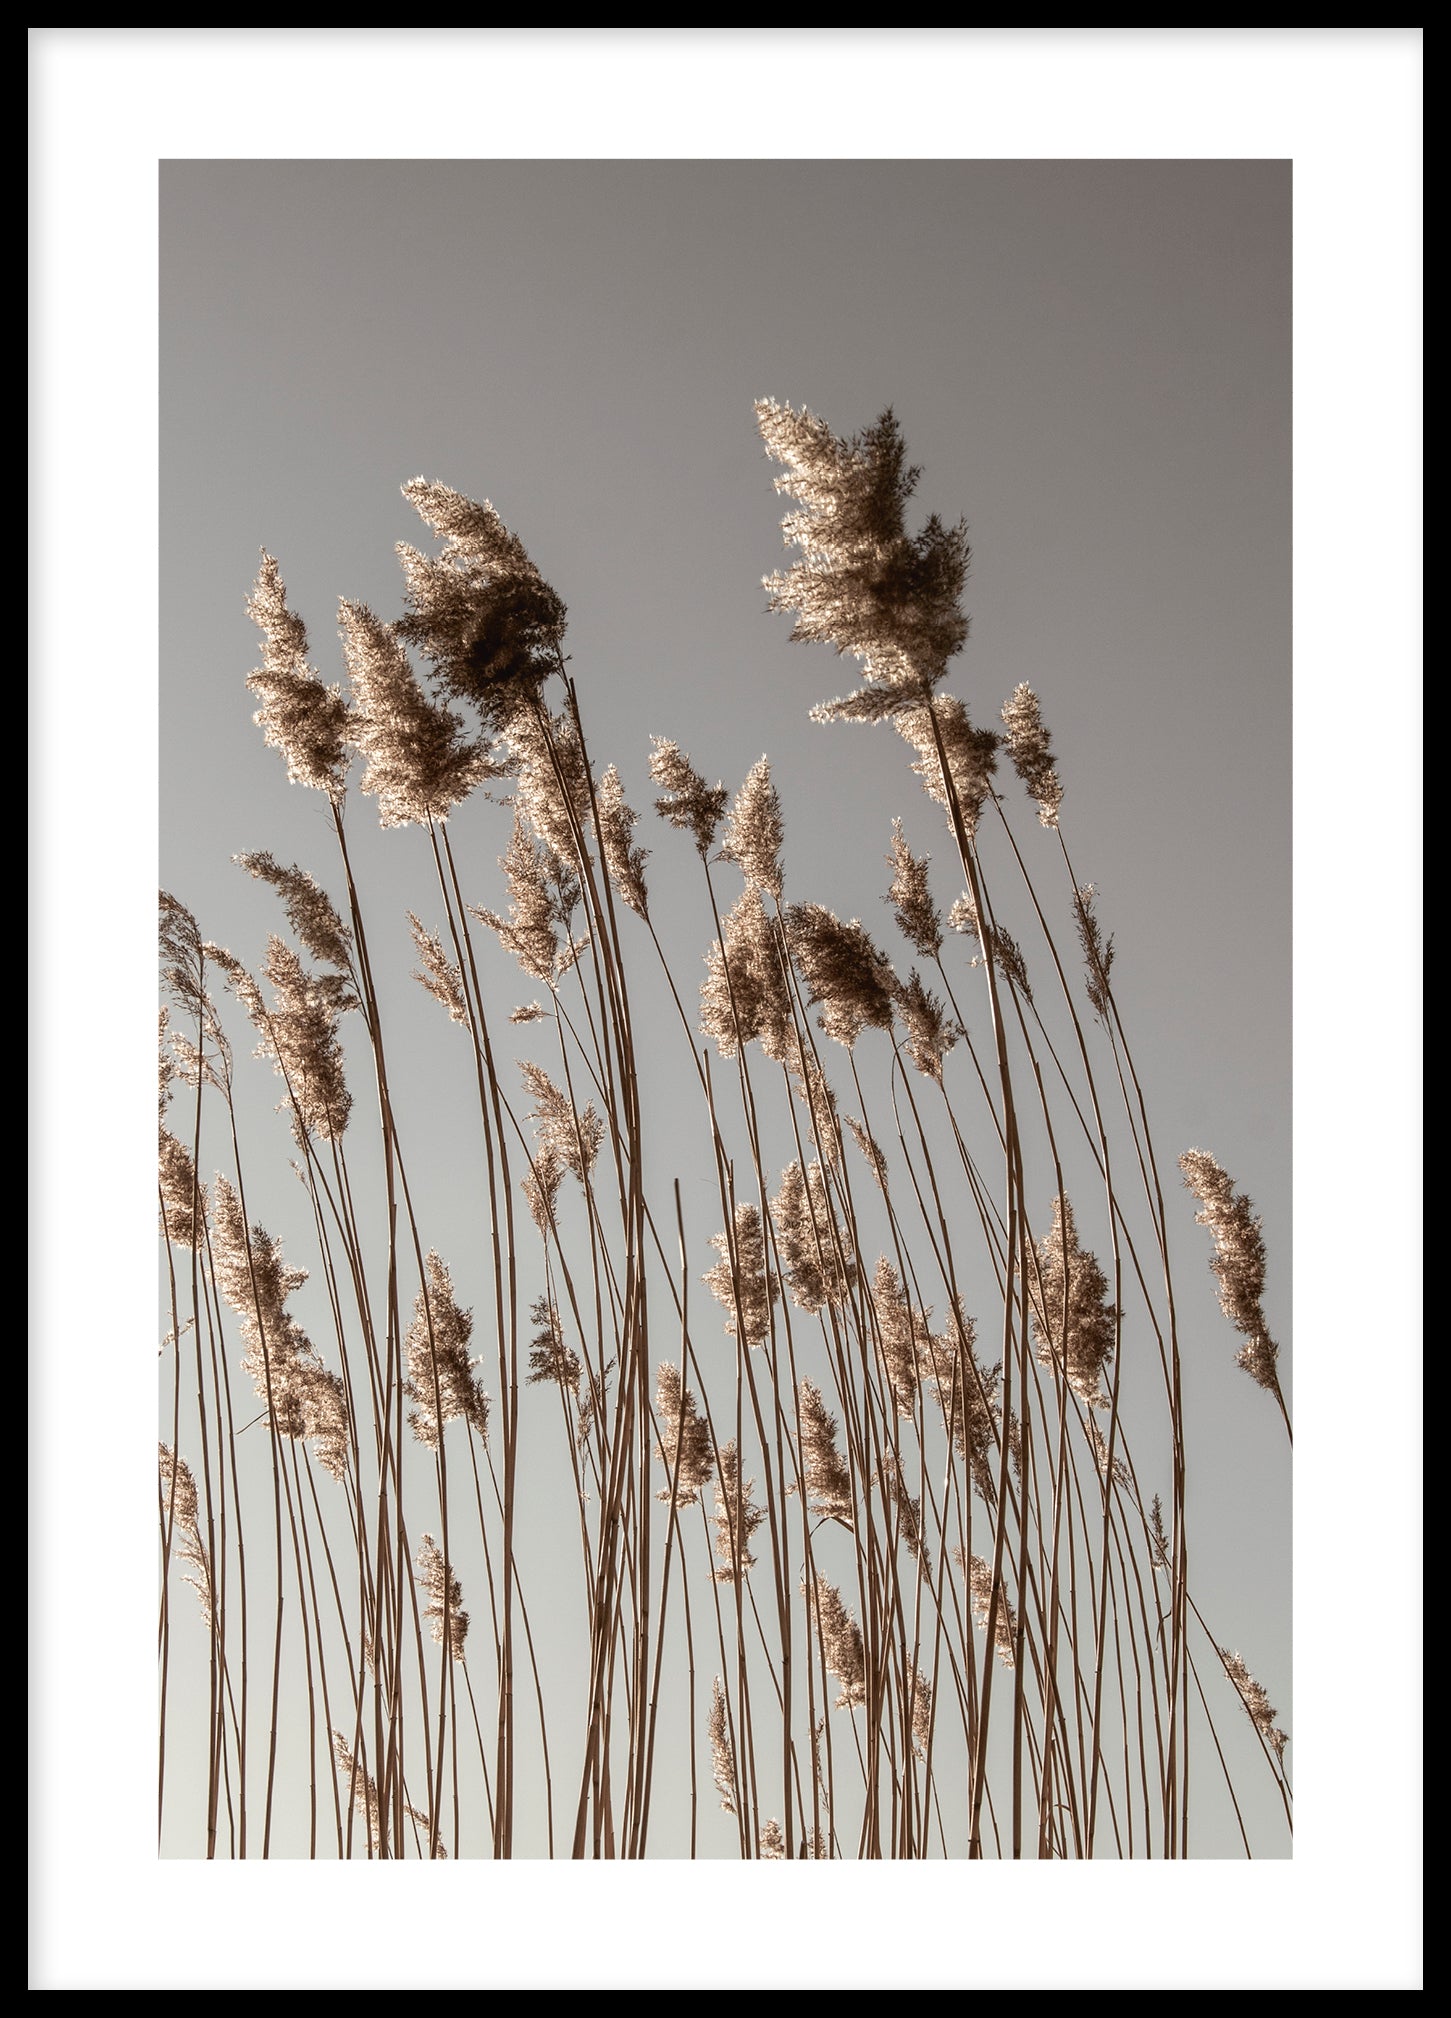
[33,26,1421,1993]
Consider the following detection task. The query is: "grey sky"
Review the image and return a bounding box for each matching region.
[163,154,1291,1215]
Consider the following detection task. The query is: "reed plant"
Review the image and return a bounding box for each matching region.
[159,399,1290,1858]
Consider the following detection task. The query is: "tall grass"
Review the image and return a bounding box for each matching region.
[158,399,1289,1858]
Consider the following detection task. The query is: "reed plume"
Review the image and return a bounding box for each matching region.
[404,1251,491,1450]
[245,554,351,798]
[1179,1150,1281,1395]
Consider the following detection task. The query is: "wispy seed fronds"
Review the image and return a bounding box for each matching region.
[404,1250,490,1450]
[1025,1195,1117,1410]
[1000,682,1064,827]
[158,1128,205,1249]
[340,599,497,828]
[886,818,942,960]
[699,885,793,1062]
[159,892,212,1030]
[520,1060,603,1185]
[844,1114,889,1190]
[407,912,469,1026]
[526,1295,581,1394]
[808,1572,867,1710]
[245,553,351,798]
[894,967,957,1081]
[503,704,594,877]
[417,1532,469,1659]
[471,817,585,986]
[949,886,1034,1003]
[648,736,728,857]
[234,851,355,977]
[895,695,999,837]
[756,400,970,711]
[596,763,650,917]
[907,1668,935,1762]
[922,1306,1000,1508]
[210,1174,314,1441]
[966,1553,1017,1668]
[1149,1493,1171,1570]
[1073,883,1115,1021]
[330,1731,444,1857]
[707,1678,737,1815]
[521,1145,564,1236]
[719,755,785,899]
[797,1378,854,1529]
[395,477,567,733]
[710,1439,767,1583]
[158,1443,214,1624]
[1219,1649,1289,1763]
[870,1257,935,1418]
[1179,1149,1281,1393]
[257,935,353,1142]
[785,902,896,1050]
[771,1159,855,1313]
[653,1362,714,1507]
[293,1361,351,1483]
[703,1202,778,1349]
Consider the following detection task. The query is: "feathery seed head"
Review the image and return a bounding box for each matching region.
[404,1251,490,1449]
[771,1160,855,1313]
[653,1361,714,1506]
[526,1295,581,1394]
[870,1257,936,1418]
[844,1114,889,1190]
[246,553,351,797]
[471,816,585,986]
[1024,1195,1117,1410]
[894,967,957,1081]
[967,1553,1017,1668]
[417,1532,469,1660]
[756,400,970,715]
[648,737,728,856]
[703,1202,778,1349]
[1000,682,1064,827]
[340,599,497,827]
[895,694,999,836]
[1073,884,1116,1021]
[886,819,942,960]
[808,1572,867,1709]
[797,1378,854,1528]
[785,902,896,1050]
[699,884,793,1062]
[159,1443,214,1624]
[719,756,785,899]
[708,1679,737,1815]
[710,1439,767,1583]
[234,852,355,977]
[520,1060,603,1186]
[1179,1150,1281,1393]
[256,934,354,1143]
[395,478,567,732]
[1219,1648,1289,1763]
[158,1128,205,1248]
[596,763,650,917]
[407,912,469,1026]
